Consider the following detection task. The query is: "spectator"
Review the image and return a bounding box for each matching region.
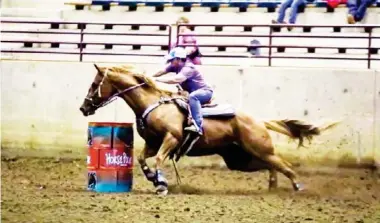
[347,0,375,24]
[248,39,261,56]
[173,16,202,65]
[271,0,306,31]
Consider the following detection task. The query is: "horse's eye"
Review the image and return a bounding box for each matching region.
[91,83,97,89]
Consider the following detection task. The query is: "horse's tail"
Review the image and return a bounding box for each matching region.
[264,119,340,148]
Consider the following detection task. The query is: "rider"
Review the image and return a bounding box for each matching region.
[153,47,213,136]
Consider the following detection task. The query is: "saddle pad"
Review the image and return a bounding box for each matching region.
[174,99,236,118]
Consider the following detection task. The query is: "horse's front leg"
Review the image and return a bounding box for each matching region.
[153,133,180,195]
[268,169,278,190]
[138,144,158,183]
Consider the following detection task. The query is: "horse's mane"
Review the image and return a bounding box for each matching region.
[103,64,176,97]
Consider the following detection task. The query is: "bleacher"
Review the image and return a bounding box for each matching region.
[1,0,380,68]
[64,0,380,11]
[59,0,380,24]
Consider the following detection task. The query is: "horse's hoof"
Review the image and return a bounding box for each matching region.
[293,183,305,191]
[269,186,278,191]
[156,185,168,196]
[269,181,278,190]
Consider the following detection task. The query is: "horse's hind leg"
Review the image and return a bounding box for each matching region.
[239,121,303,191]
[254,145,302,191]
[218,143,279,190]
[268,160,292,189]
[249,144,302,191]
[269,169,278,190]
[256,144,302,190]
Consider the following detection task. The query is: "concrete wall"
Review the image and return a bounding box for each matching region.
[1,60,379,166]
[375,70,380,168]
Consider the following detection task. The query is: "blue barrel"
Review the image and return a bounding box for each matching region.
[86,122,134,193]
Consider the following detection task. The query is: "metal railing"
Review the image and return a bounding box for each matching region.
[177,24,380,69]
[1,19,379,68]
[1,20,172,62]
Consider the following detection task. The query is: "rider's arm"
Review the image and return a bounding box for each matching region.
[152,63,174,77]
[155,73,187,84]
[152,70,168,77]
[155,66,193,84]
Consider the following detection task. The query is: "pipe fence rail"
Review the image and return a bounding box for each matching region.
[1,20,172,62]
[1,19,380,69]
[177,24,380,69]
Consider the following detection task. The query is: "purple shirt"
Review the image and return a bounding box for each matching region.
[165,61,211,93]
[171,29,198,52]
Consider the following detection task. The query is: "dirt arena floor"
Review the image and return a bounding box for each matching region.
[2,156,380,223]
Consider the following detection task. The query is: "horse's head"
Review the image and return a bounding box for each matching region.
[79,64,118,116]
[80,63,177,116]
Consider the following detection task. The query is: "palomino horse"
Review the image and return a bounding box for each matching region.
[79,64,338,195]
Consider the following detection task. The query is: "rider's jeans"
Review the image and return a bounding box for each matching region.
[188,88,213,133]
[347,0,374,22]
[276,0,305,24]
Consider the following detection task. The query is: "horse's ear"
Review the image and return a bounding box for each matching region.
[94,64,102,74]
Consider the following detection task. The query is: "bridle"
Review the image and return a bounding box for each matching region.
[85,68,146,109]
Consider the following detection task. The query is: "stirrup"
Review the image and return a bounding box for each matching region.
[183,134,200,156]
[184,124,202,135]
[175,132,200,162]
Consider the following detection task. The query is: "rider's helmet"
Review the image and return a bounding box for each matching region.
[165,47,187,63]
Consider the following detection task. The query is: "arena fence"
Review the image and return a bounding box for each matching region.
[177,24,380,69]
[1,20,172,62]
[1,19,379,69]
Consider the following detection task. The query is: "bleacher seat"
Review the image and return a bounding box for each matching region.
[1,0,379,69]
[63,0,380,12]
[59,0,380,28]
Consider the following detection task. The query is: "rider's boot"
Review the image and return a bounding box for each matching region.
[184,124,203,136]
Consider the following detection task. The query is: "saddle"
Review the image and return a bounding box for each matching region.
[177,88,218,108]
[170,90,234,162]
[201,97,218,108]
